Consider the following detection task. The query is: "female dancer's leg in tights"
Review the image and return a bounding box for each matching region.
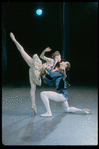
[29,68,37,114]
[10,32,37,114]
[10,32,33,68]
[40,91,92,116]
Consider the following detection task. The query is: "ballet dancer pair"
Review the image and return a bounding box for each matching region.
[10,32,61,114]
[10,32,92,116]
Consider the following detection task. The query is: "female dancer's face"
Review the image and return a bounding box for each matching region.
[55,54,61,62]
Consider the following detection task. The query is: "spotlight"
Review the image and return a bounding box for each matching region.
[36,9,42,16]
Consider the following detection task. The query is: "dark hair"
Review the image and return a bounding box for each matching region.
[54,62,60,68]
[51,51,60,59]
[61,62,71,80]
[66,62,71,72]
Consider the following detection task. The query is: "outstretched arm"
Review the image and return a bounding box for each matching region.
[40,47,53,62]
[10,33,33,68]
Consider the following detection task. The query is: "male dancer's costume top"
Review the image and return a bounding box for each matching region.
[44,68,69,99]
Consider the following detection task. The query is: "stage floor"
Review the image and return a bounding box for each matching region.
[2,83,98,145]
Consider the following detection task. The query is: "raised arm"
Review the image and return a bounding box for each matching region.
[10,32,33,68]
[40,47,53,62]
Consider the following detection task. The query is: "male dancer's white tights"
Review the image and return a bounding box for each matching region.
[40,91,89,116]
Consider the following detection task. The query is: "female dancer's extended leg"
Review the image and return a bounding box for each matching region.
[10,32,37,114]
[10,32,33,68]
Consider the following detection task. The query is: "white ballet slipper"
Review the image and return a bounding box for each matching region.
[41,112,52,117]
[84,108,93,114]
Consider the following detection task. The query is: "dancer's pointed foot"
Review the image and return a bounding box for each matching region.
[10,32,16,41]
[84,108,93,114]
[41,112,52,117]
[31,105,37,115]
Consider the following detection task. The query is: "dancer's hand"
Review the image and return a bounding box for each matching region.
[52,67,59,72]
[10,32,16,41]
[45,47,52,52]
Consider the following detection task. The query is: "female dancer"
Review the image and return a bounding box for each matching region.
[10,32,61,114]
[40,61,93,116]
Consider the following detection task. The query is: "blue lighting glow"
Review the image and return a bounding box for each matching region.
[36,9,42,16]
[94,2,98,5]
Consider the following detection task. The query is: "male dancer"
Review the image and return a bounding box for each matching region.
[40,61,93,116]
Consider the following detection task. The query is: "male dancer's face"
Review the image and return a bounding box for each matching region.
[59,61,68,70]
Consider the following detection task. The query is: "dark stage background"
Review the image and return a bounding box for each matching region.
[2,2,98,86]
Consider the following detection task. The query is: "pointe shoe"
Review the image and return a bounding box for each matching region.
[10,32,16,41]
[41,112,52,117]
[31,105,37,115]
